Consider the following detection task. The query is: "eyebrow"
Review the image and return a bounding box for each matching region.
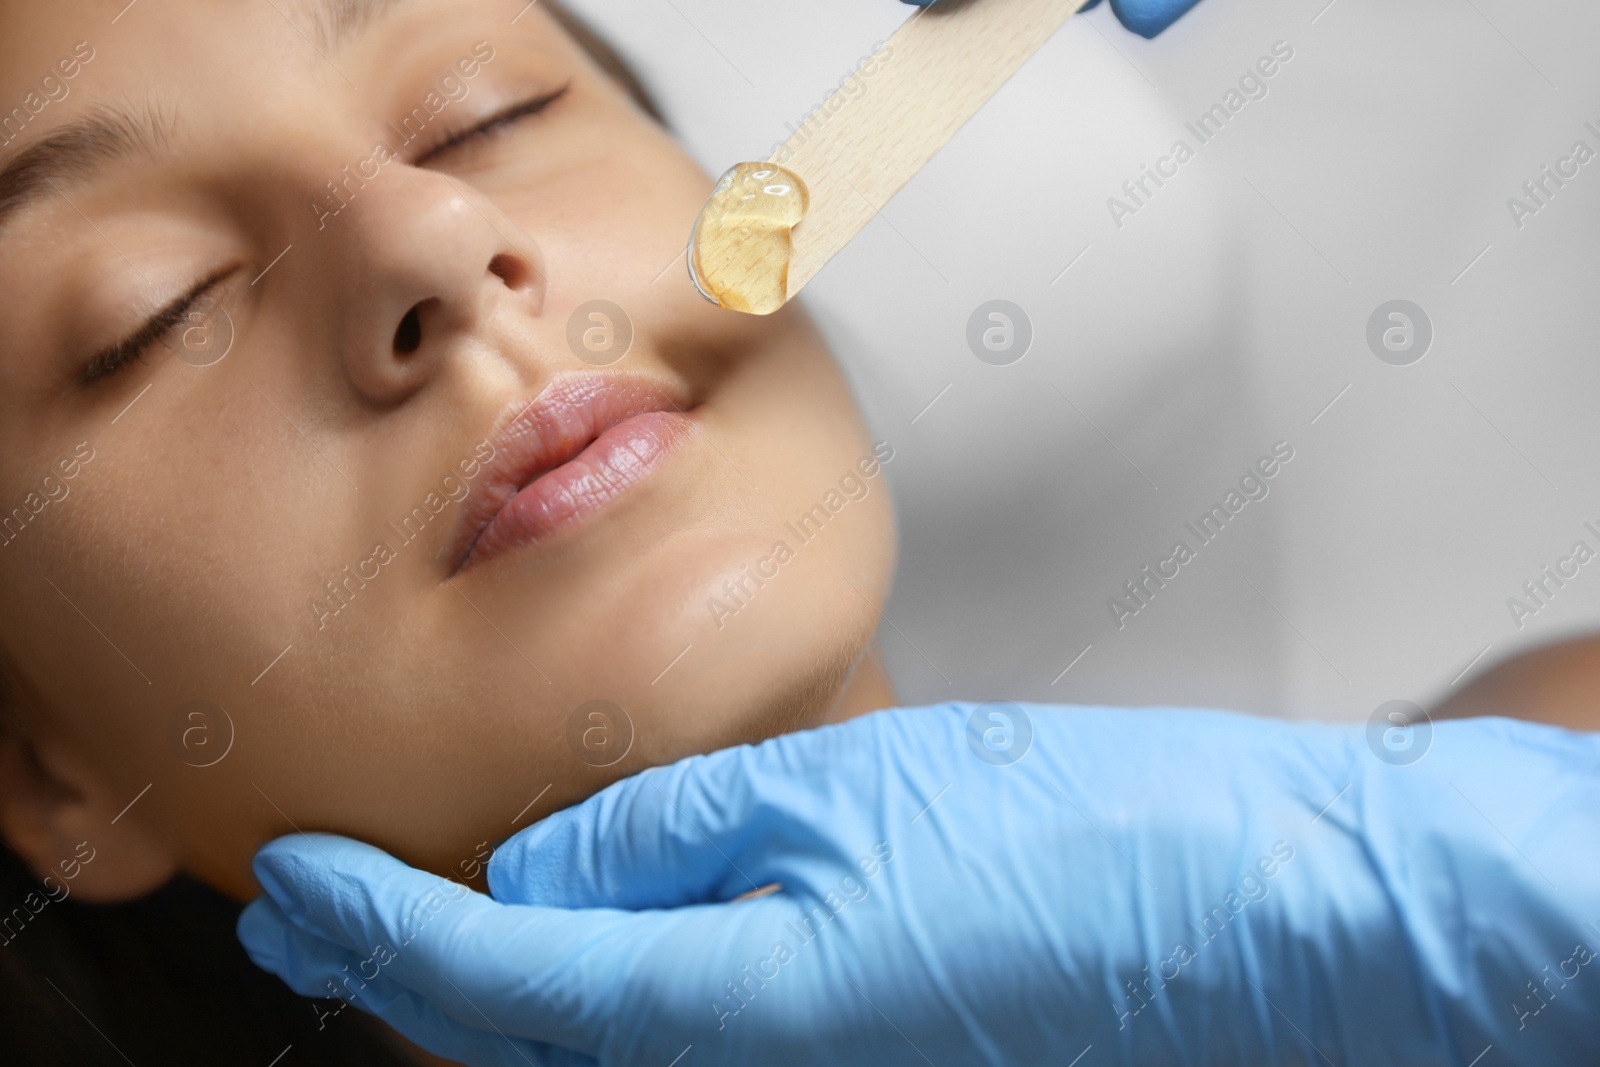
[0,0,411,240]
[0,99,175,241]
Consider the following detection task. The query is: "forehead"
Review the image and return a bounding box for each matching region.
[292,0,416,52]
[0,0,571,163]
[1,4,296,106]
[0,0,580,278]
[0,0,529,103]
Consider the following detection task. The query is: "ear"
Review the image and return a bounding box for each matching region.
[0,729,180,902]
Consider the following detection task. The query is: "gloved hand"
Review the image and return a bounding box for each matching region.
[239,702,1600,1066]
[901,0,1203,39]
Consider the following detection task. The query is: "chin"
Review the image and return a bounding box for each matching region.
[648,577,886,763]
[688,629,867,753]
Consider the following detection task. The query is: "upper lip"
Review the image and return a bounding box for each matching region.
[449,372,691,573]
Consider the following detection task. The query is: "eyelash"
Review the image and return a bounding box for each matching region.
[79,273,228,387]
[79,85,570,386]
[414,82,571,166]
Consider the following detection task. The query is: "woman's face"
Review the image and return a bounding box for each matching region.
[0,0,895,898]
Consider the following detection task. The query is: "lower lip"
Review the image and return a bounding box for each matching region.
[467,410,694,565]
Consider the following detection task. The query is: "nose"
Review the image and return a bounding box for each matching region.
[324,169,544,406]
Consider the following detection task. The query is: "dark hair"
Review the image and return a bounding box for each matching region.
[0,845,419,1063]
[0,5,664,1061]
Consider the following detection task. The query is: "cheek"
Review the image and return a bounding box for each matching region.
[490,95,716,302]
[0,362,368,889]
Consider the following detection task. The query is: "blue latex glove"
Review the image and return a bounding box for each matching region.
[902,0,1203,39]
[239,703,1600,1066]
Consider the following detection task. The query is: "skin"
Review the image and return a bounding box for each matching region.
[1433,634,1600,731]
[0,0,898,903]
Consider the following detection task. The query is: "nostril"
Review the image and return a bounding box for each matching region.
[488,252,533,291]
[393,304,423,355]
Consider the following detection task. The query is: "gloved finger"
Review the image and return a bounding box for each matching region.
[490,711,926,910]
[250,833,496,961]
[249,832,658,1054]
[239,896,588,1067]
[900,0,1198,39]
[1104,0,1204,37]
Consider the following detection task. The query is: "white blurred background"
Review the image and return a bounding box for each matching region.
[571,0,1600,722]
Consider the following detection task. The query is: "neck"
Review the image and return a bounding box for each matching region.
[821,643,897,724]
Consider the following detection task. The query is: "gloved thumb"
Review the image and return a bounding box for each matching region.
[489,710,905,910]
[488,752,793,910]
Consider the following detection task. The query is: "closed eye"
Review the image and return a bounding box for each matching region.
[414,83,571,167]
[78,271,230,387]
